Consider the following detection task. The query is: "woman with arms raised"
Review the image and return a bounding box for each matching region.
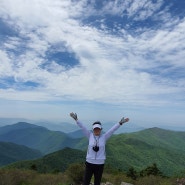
[70,112,129,185]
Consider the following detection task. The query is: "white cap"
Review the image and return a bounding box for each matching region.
[92,123,102,130]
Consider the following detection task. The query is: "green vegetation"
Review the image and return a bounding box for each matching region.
[66,163,84,185]
[5,148,86,173]
[4,146,185,179]
[106,129,185,176]
[0,168,66,185]
[1,128,185,177]
[1,124,185,180]
[0,122,85,154]
[0,141,42,166]
[0,164,182,185]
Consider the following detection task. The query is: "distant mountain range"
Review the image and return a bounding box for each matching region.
[0,122,185,176]
[0,118,84,133]
[1,117,185,134]
[0,122,86,154]
[0,117,145,133]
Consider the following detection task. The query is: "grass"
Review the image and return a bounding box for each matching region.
[0,168,66,185]
[0,168,183,185]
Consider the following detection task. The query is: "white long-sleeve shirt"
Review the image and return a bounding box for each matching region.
[76,120,121,164]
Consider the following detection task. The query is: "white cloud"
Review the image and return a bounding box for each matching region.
[0,50,14,77]
[0,0,185,124]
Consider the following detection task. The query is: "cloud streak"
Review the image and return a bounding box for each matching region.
[0,0,185,124]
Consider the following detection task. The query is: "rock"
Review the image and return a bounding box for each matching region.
[121,182,134,185]
[101,182,113,185]
[176,178,185,185]
[100,181,133,185]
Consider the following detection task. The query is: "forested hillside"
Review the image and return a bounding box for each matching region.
[106,133,185,176]
[5,128,185,176]
[1,123,185,176]
[5,148,86,173]
[0,141,42,166]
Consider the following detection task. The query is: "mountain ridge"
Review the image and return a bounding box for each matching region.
[0,122,85,154]
[0,122,185,176]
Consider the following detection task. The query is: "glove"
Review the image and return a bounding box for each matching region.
[70,112,78,120]
[119,117,129,125]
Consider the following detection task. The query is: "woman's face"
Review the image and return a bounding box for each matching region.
[93,127,101,136]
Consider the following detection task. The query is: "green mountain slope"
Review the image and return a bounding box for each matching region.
[5,147,86,173]
[4,127,185,176]
[129,127,185,152]
[106,135,185,176]
[105,128,185,176]
[1,123,185,176]
[0,141,42,166]
[0,122,84,154]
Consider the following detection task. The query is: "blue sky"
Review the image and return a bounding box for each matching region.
[0,0,185,128]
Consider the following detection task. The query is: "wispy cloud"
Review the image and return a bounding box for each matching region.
[0,0,184,124]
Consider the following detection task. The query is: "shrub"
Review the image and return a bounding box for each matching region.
[65,163,85,185]
[126,167,138,180]
[135,175,176,185]
[139,163,163,177]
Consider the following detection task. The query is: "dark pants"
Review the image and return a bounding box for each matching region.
[83,162,104,185]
